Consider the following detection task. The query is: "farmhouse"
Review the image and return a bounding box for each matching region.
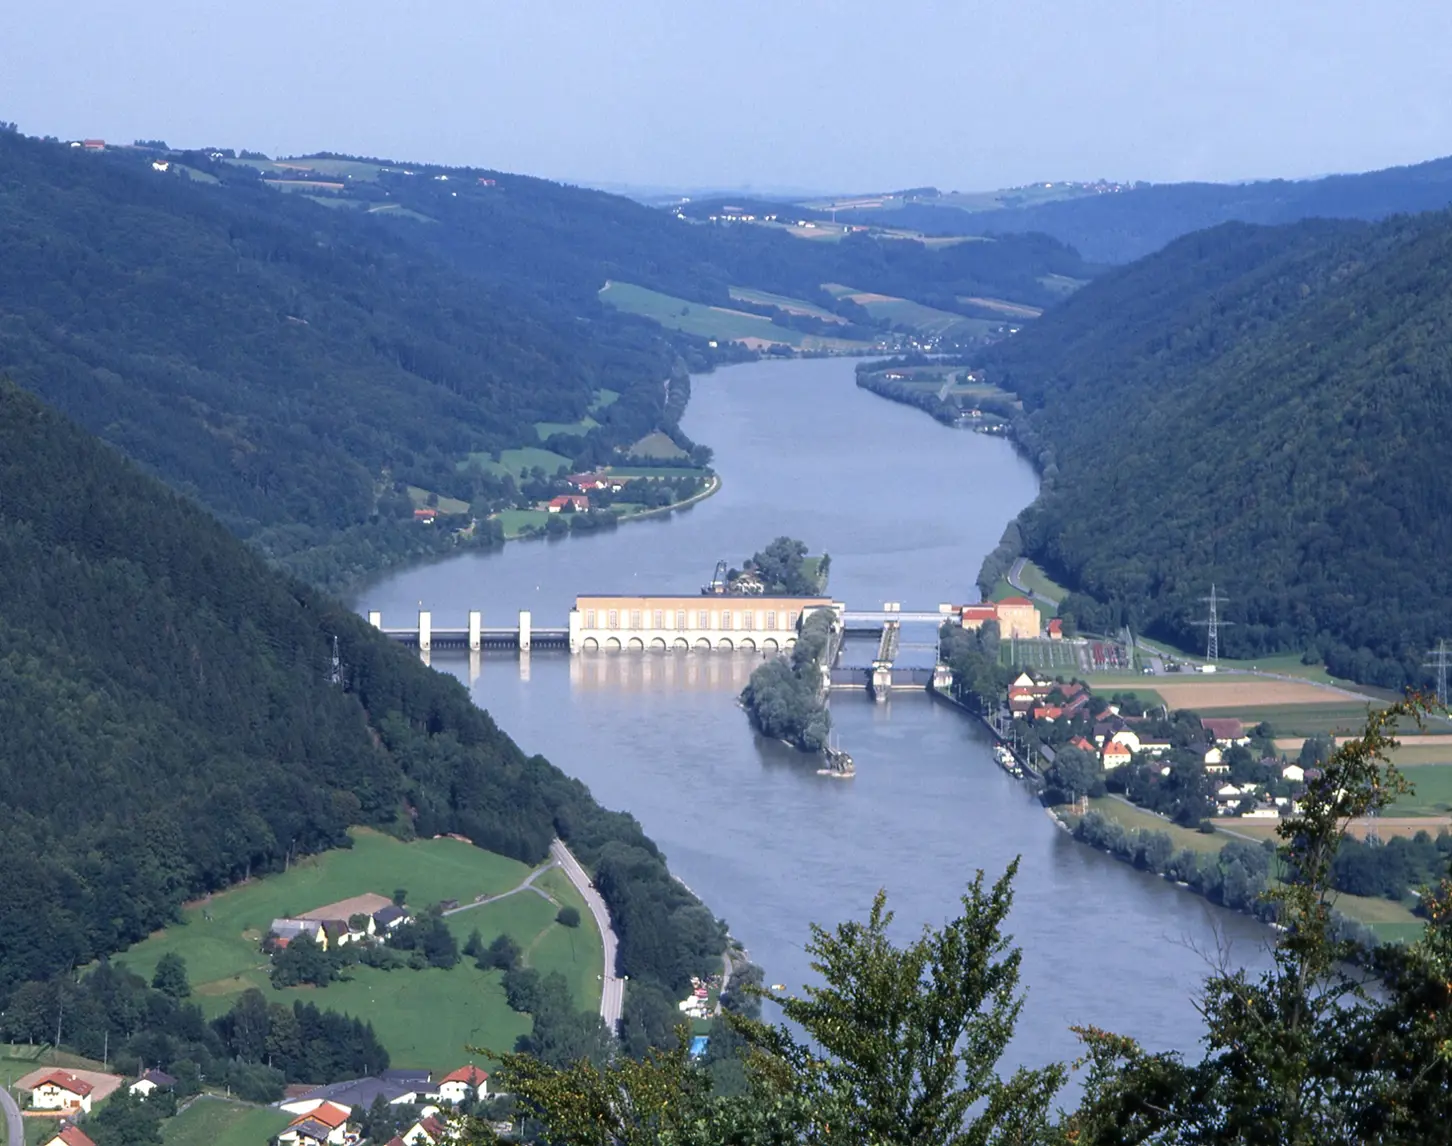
[1102,740,1133,770]
[437,1063,490,1104]
[30,1071,94,1113]
[546,494,590,513]
[373,904,409,932]
[1201,717,1250,746]
[128,1069,176,1098]
[42,1127,97,1146]
[279,1101,352,1146]
[270,918,323,948]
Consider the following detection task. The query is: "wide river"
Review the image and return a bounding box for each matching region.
[362,357,1270,1072]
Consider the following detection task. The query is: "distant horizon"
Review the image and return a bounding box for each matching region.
[5,1,1450,194]
[21,127,1448,205]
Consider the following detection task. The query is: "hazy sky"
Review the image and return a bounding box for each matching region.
[3,0,1450,193]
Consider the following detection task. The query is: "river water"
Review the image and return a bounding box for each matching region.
[361,357,1271,1072]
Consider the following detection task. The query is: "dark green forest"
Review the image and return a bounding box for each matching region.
[0,131,687,588]
[0,384,723,1051]
[977,210,1452,687]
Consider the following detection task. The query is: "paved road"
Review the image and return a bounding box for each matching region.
[442,862,555,916]
[1,1080,22,1146]
[550,839,624,1033]
[1007,557,1061,609]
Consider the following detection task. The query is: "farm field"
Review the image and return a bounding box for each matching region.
[1151,678,1362,709]
[116,829,531,991]
[821,283,995,340]
[1196,702,1377,738]
[957,295,1044,319]
[727,286,843,322]
[1387,763,1452,816]
[600,282,866,350]
[162,1097,292,1146]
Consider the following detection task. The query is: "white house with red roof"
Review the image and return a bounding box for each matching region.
[29,1071,94,1113]
[546,494,589,513]
[402,1115,451,1145]
[278,1100,352,1146]
[1102,740,1134,770]
[437,1064,489,1104]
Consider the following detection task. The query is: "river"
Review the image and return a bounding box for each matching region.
[361,356,1271,1073]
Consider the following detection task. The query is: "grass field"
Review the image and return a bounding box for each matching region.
[728,286,844,322]
[1076,798,1226,854]
[608,465,710,479]
[116,830,529,991]
[113,830,603,1071]
[535,416,599,441]
[600,281,865,350]
[589,389,620,411]
[1014,560,1068,603]
[626,431,687,460]
[461,447,572,479]
[998,637,1078,671]
[406,486,470,515]
[956,295,1044,319]
[1387,763,1452,816]
[493,509,551,538]
[163,1098,292,1146]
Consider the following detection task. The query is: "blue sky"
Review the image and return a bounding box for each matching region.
[3,0,1449,193]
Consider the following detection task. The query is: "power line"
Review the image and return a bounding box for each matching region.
[1193,583,1233,662]
[1424,639,1452,707]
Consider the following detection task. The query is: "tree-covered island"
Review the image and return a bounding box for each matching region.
[740,609,836,752]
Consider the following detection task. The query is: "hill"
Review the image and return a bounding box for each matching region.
[0,130,685,589]
[843,155,1452,263]
[0,382,723,1052]
[975,209,1452,688]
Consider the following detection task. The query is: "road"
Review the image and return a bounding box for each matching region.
[1007,557,1061,609]
[550,838,624,1034]
[1,1079,21,1146]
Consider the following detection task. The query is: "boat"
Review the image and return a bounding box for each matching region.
[819,732,856,778]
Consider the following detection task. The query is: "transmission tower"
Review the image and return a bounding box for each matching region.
[1424,639,1452,707]
[329,634,342,687]
[1193,584,1233,662]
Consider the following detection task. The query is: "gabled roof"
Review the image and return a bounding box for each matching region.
[288,1118,334,1143]
[1103,740,1133,756]
[373,905,408,926]
[997,595,1034,608]
[50,1127,98,1146]
[442,1064,489,1085]
[33,1070,94,1097]
[138,1069,177,1087]
[1201,717,1246,739]
[307,1101,352,1128]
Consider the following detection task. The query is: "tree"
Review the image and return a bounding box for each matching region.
[393,889,408,907]
[1044,747,1101,802]
[150,953,190,999]
[556,906,581,928]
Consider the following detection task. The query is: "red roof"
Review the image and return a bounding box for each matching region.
[443,1064,490,1085]
[413,507,438,519]
[51,1127,97,1146]
[291,1102,350,1130]
[997,596,1034,607]
[1070,736,1094,752]
[1048,618,1063,634]
[547,494,589,509]
[1104,741,1133,757]
[33,1071,94,1097]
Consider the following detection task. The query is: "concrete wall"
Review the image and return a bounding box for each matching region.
[570,595,836,653]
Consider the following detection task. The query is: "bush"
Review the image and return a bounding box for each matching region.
[557,906,581,928]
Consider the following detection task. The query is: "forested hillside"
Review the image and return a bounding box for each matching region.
[850,154,1452,262]
[978,210,1452,687]
[0,130,684,587]
[0,383,722,1048]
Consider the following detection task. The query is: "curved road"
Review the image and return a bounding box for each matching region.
[1,1081,21,1146]
[1007,557,1060,609]
[550,839,624,1033]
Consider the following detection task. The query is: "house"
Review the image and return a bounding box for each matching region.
[280,1101,352,1146]
[269,918,323,948]
[402,1115,451,1145]
[993,596,1042,640]
[1108,728,1142,753]
[129,1069,176,1098]
[1191,743,1226,769]
[30,1071,94,1113]
[567,472,624,493]
[1201,717,1251,747]
[1282,762,1306,783]
[413,507,438,521]
[1031,705,1063,723]
[42,1127,97,1146]
[1243,804,1280,819]
[437,1064,489,1104]
[1137,738,1173,757]
[960,603,998,629]
[546,494,589,513]
[1047,618,1064,640]
[373,904,409,932]
[1216,783,1244,803]
[82,139,106,150]
[283,1076,418,1113]
[1068,735,1095,754]
[1102,740,1133,770]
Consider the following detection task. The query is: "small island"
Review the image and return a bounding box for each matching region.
[735,539,847,770]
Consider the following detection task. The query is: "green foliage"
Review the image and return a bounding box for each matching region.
[386,913,461,969]
[745,537,827,595]
[556,905,582,929]
[982,210,1452,689]
[150,954,190,1000]
[90,1085,173,1146]
[268,937,344,987]
[740,611,834,752]
[0,384,727,1057]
